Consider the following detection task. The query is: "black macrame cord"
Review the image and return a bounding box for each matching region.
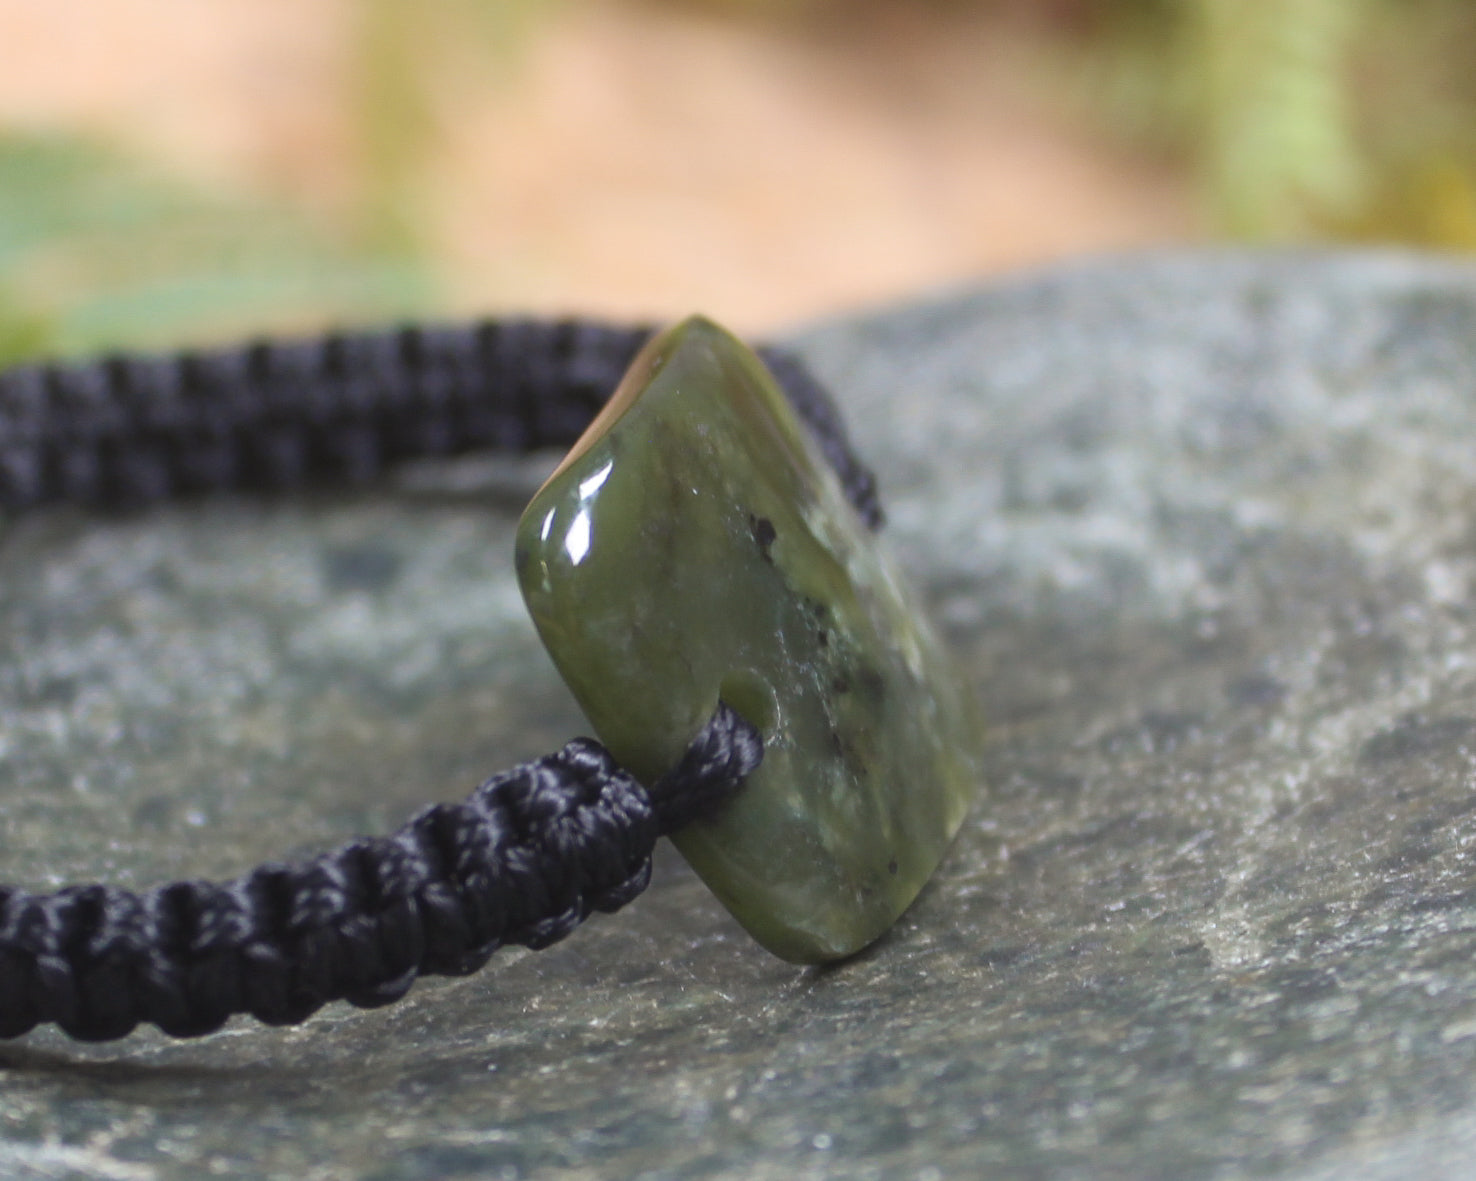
[0,319,883,1042]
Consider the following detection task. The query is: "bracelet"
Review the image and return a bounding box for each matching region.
[0,314,978,1042]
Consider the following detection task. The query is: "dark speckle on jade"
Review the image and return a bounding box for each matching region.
[516,316,982,963]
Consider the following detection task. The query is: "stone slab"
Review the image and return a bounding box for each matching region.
[2,251,1476,1179]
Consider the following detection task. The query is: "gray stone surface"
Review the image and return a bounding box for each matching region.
[2,251,1476,1178]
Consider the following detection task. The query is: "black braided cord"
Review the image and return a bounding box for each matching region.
[0,319,882,527]
[0,317,882,1042]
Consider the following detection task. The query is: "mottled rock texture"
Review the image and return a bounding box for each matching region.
[2,252,1476,1179]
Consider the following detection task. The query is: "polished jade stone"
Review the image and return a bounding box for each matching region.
[515,317,981,963]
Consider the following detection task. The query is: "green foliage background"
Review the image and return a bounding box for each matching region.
[0,0,1472,367]
[704,0,1476,245]
[0,136,432,368]
[1069,0,1476,244]
[0,0,546,366]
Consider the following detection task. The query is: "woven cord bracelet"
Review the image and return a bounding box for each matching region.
[0,314,979,1043]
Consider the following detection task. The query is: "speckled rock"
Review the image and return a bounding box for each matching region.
[3,252,1476,1180]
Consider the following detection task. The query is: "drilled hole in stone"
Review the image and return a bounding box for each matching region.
[719,671,779,738]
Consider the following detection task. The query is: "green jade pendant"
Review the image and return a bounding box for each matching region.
[516,317,981,963]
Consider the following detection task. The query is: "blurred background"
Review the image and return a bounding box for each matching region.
[0,0,1473,363]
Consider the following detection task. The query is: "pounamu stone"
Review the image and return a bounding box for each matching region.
[515,316,981,963]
